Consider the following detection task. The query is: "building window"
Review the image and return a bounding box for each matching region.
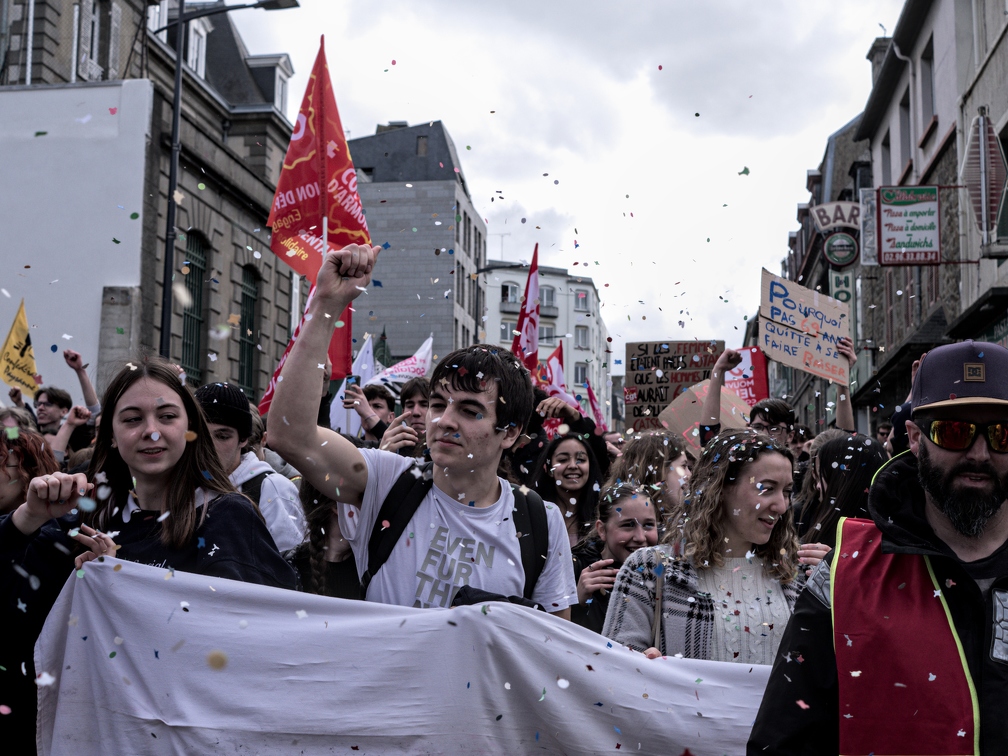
[275,70,288,113]
[238,266,260,397]
[920,38,935,123]
[78,0,104,81]
[180,233,207,384]
[899,89,911,171]
[575,325,589,349]
[881,131,892,185]
[502,282,519,303]
[500,321,516,343]
[416,135,427,157]
[574,363,588,386]
[146,1,169,42]
[540,286,555,308]
[539,324,555,344]
[574,289,590,311]
[186,18,210,79]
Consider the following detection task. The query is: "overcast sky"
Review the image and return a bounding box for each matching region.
[233,0,906,375]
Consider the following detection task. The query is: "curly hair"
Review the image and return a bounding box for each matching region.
[530,433,603,542]
[662,428,799,583]
[605,430,687,522]
[0,429,59,514]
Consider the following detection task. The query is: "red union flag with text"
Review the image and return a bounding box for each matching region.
[511,244,540,372]
[260,36,368,414]
[267,35,370,281]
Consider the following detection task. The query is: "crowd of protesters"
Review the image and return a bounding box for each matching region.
[4,243,1008,753]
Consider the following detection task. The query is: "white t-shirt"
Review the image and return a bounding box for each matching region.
[339,448,576,611]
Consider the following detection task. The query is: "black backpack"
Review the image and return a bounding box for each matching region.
[239,471,271,509]
[361,461,551,605]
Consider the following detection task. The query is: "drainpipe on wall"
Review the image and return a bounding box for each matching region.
[70,2,79,83]
[24,0,34,85]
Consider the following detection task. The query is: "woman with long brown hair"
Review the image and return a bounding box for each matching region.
[602,429,801,664]
[1,356,295,750]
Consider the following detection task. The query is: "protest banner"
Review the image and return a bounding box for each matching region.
[366,334,433,395]
[657,380,752,458]
[0,300,38,394]
[260,37,369,413]
[723,345,769,405]
[623,340,723,432]
[38,559,769,755]
[758,268,850,384]
[877,185,941,265]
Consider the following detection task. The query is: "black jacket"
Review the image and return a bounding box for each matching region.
[570,538,609,633]
[0,494,297,752]
[748,452,1008,754]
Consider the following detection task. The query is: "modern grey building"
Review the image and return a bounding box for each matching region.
[348,121,486,364]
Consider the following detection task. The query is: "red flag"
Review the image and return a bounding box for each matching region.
[510,244,540,372]
[535,342,582,440]
[585,379,608,431]
[261,37,369,414]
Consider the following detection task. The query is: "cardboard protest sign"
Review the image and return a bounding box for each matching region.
[723,346,769,405]
[0,300,38,394]
[657,380,751,458]
[624,340,723,432]
[758,269,850,383]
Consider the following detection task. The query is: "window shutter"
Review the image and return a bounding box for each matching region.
[78,0,94,80]
[107,2,122,79]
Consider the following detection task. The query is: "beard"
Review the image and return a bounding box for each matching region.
[917,442,1008,538]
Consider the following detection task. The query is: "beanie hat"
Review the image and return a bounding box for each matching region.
[911,340,1008,414]
[195,382,252,439]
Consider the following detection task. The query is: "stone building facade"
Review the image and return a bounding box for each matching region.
[0,0,300,401]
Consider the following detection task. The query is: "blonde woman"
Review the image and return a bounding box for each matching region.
[602,429,801,664]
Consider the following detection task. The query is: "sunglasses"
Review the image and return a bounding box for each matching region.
[921,419,1008,453]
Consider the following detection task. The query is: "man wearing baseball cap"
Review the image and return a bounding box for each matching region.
[750,340,1008,754]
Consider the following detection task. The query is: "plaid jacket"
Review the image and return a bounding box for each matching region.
[601,544,802,659]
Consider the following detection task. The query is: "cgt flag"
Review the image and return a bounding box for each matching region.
[0,300,38,394]
[261,36,369,414]
[511,244,540,372]
[266,35,369,282]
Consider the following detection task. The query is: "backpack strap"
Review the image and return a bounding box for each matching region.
[239,471,271,511]
[362,461,433,598]
[511,485,549,601]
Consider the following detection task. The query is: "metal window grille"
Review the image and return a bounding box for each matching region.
[238,266,259,397]
[180,234,206,384]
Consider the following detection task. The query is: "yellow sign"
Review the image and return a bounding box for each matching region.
[0,300,39,394]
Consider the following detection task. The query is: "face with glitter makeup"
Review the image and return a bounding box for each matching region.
[720,452,793,555]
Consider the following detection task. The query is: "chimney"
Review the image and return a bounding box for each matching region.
[867,37,890,85]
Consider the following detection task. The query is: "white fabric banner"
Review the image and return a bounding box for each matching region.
[36,559,769,755]
[330,334,376,434]
[365,334,433,392]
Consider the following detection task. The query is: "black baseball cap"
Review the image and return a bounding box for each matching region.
[910,340,1008,414]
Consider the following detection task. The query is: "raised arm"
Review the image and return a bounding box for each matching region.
[700,349,741,436]
[64,350,100,411]
[267,244,380,507]
[835,337,857,433]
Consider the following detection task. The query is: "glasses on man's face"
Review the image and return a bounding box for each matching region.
[921,419,1008,453]
[35,401,54,409]
[751,423,787,437]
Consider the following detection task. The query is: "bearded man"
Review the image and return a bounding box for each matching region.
[749,340,1008,755]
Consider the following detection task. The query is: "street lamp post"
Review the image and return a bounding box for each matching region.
[157,0,300,358]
